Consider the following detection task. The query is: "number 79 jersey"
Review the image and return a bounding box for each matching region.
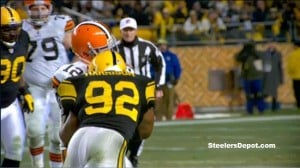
[57,71,156,141]
[22,15,75,88]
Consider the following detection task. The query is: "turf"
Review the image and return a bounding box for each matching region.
[139,109,300,168]
[13,109,300,167]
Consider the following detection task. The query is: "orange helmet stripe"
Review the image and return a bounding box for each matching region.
[65,20,75,32]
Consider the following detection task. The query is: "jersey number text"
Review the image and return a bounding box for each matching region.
[84,81,139,122]
[27,37,58,62]
[1,57,25,84]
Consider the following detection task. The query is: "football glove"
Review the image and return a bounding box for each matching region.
[19,86,34,113]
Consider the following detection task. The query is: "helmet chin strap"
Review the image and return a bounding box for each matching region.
[2,41,16,48]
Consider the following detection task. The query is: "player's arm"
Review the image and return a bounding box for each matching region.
[57,79,78,146]
[52,63,85,88]
[138,107,154,139]
[52,64,71,88]
[59,111,79,147]
[150,47,166,98]
[138,80,156,139]
[63,17,75,49]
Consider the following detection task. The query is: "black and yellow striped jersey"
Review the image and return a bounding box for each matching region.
[0,30,29,108]
[57,71,155,141]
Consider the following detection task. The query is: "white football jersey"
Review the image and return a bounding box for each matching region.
[23,15,74,88]
[52,61,87,88]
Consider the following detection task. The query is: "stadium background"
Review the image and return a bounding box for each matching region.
[5,0,299,111]
[1,0,299,167]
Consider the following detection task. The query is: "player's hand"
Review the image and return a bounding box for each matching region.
[23,93,34,113]
[156,89,163,99]
[19,85,34,113]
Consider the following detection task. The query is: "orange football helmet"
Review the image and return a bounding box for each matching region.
[24,0,52,26]
[71,21,116,64]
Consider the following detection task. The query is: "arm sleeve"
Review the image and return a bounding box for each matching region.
[150,47,166,87]
[145,81,156,107]
[57,80,77,113]
[64,16,75,32]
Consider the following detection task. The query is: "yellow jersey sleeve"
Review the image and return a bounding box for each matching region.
[145,81,155,104]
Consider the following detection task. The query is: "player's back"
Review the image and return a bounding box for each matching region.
[58,71,155,141]
[22,15,72,88]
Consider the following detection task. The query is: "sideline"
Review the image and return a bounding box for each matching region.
[155,114,300,127]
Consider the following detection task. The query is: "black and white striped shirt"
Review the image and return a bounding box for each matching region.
[116,37,166,87]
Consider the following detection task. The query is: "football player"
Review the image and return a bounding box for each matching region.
[0,6,34,167]
[52,20,134,167]
[21,0,75,167]
[52,20,116,89]
[57,50,155,168]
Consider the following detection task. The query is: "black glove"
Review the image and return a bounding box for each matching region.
[19,86,34,113]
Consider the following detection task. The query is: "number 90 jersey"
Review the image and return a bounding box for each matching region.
[57,71,156,141]
[22,15,75,88]
[0,30,29,108]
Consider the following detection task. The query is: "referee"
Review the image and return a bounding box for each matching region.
[116,17,166,167]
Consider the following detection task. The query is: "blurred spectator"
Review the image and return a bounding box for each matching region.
[144,1,161,23]
[186,0,210,11]
[262,42,283,111]
[131,1,150,25]
[293,3,300,38]
[80,0,102,20]
[114,7,125,24]
[172,0,188,24]
[235,42,265,114]
[287,41,300,110]
[14,1,28,19]
[181,10,203,41]
[214,0,229,19]
[191,1,206,19]
[252,0,269,22]
[163,1,177,15]
[223,0,240,23]
[154,39,182,121]
[202,10,227,41]
[280,1,296,40]
[113,1,135,18]
[99,0,115,20]
[267,7,283,39]
[62,0,73,9]
[251,0,270,41]
[240,1,254,33]
[153,7,175,42]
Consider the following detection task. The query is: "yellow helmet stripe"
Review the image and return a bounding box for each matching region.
[112,51,117,65]
[4,7,15,23]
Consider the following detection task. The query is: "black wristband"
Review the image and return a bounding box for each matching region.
[19,85,30,95]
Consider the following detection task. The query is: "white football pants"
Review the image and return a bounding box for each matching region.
[63,127,129,168]
[25,84,61,154]
[1,99,26,161]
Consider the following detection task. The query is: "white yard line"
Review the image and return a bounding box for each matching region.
[155,115,300,127]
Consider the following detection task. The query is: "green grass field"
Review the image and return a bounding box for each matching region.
[17,109,300,168]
